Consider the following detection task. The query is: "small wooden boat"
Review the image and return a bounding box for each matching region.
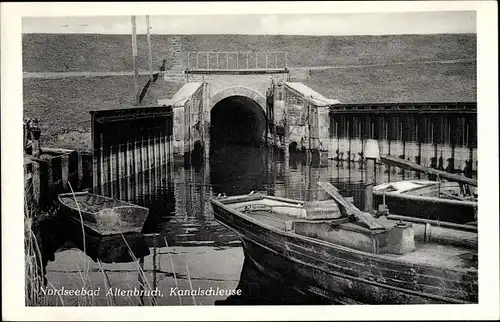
[210,183,477,305]
[374,155,478,225]
[57,192,150,236]
[373,180,477,225]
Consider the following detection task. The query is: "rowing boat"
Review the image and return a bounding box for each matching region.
[373,180,477,225]
[57,192,150,236]
[210,183,477,304]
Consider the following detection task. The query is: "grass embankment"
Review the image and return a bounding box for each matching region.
[23,61,476,150]
[23,33,476,72]
[22,33,476,150]
[23,76,182,151]
[306,60,476,103]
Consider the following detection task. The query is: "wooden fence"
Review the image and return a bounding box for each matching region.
[90,106,174,199]
[24,148,93,213]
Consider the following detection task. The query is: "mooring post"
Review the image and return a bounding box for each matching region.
[146,15,153,82]
[61,153,69,191]
[284,93,290,160]
[77,151,83,189]
[131,16,140,106]
[204,82,210,163]
[31,126,41,210]
[364,139,379,212]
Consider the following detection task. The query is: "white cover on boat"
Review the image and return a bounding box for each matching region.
[374,180,437,194]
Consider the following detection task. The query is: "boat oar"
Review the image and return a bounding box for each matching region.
[317,182,385,231]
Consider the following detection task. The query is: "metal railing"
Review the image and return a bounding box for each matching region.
[186,52,288,70]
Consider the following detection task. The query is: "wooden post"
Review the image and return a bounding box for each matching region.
[77,151,83,189]
[120,143,127,199]
[100,133,106,194]
[126,141,133,201]
[196,53,199,70]
[109,145,115,197]
[206,52,209,69]
[256,52,258,69]
[285,53,288,69]
[141,136,146,197]
[364,139,380,212]
[275,53,278,69]
[306,99,312,162]
[146,15,153,82]
[187,52,190,70]
[153,135,159,194]
[284,93,290,160]
[265,53,268,69]
[200,83,205,160]
[159,132,164,180]
[246,53,249,69]
[226,52,229,69]
[204,82,210,162]
[236,52,239,69]
[131,16,140,106]
[216,53,219,69]
[133,139,139,198]
[61,153,69,190]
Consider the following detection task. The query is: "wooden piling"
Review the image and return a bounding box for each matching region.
[110,145,116,198]
[60,153,69,190]
[126,141,133,201]
[141,136,146,198]
[134,139,140,199]
[159,133,165,179]
[148,135,154,194]
[76,151,83,189]
[131,16,140,106]
[154,134,160,187]
[119,143,126,200]
[364,139,379,212]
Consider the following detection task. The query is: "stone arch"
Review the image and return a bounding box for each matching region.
[209,86,266,113]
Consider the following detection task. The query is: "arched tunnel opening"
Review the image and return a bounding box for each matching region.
[210,95,266,148]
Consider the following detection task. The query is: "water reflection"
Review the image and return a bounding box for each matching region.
[42,143,455,305]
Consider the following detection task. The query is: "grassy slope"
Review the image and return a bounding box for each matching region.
[23,76,182,150]
[23,34,476,72]
[307,61,476,103]
[23,33,476,150]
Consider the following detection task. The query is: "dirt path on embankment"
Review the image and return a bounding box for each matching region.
[23,59,475,79]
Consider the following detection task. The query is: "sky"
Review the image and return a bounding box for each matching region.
[22,11,476,35]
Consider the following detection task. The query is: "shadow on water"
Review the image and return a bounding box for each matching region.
[215,256,330,305]
[209,144,269,196]
[36,213,151,266]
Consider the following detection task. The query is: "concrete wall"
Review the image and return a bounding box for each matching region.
[172,85,204,155]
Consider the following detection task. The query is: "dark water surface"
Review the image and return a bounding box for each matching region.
[41,144,426,305]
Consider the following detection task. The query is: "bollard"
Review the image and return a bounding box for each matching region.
[30,123,42,210]
[364,139,380,212]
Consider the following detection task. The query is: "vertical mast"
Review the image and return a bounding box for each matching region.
[131,15,140,106]
[146,15,154,82]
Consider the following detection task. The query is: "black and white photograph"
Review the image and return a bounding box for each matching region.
[2,1,499,321]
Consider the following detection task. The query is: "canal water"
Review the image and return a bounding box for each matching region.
[40,143,431,306]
